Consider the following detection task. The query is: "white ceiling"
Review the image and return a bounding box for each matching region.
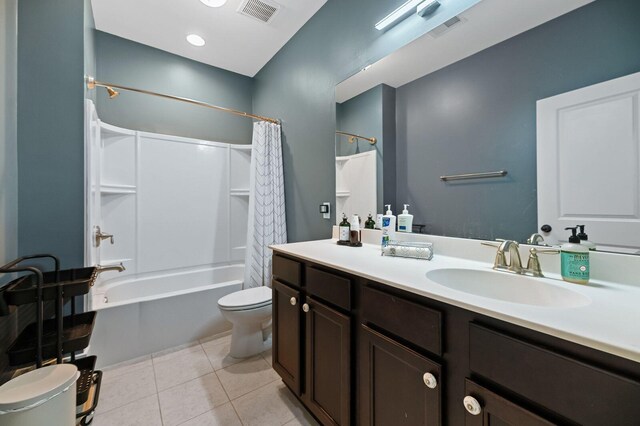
[91,0,327,77]
[336,0,594,103]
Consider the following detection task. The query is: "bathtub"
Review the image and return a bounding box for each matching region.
[88,265,243,367]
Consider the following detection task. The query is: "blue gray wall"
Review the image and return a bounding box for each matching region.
[395,0,640,242]
[0,0,17,268]
[18,0,91,268]
[95,32,254,144]
[253,0,441,242]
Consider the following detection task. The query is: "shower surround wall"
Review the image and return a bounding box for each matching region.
[86,103,252,365]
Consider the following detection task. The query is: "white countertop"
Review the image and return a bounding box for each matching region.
[271,238,640,363]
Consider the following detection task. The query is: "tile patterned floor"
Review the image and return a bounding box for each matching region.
[93,334,319,426]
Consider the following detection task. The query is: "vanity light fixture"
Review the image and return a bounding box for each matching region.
[375,0,422,31]
[200,0,227,7]
[416,0,441,17]
[186,34,206,47]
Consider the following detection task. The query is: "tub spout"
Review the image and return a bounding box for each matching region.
[96,262,126,275]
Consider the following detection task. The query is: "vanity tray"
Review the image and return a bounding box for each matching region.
[3,267,97,306]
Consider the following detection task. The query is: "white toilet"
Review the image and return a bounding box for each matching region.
[218,286,272,358]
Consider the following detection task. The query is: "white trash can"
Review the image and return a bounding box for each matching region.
[0,364,79,426]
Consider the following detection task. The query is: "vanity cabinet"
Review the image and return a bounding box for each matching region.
[360,325,442,425]
[272,255,352,426]
[271,252,640,426]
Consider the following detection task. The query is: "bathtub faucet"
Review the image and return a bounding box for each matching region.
[96,262,126,275]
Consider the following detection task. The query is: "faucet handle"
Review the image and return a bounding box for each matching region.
[525,248,559,277]
[481,241,500,248]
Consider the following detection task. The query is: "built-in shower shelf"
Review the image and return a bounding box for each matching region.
[100,184,136,194]
[100,258,132,265]
[336,190,351,197]
[230,189,250,196]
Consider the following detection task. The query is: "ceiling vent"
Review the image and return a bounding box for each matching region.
[428,15,466,38]
[238,0,280,23]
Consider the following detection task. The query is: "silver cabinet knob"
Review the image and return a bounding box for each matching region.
[423,372,437,389]
[289,297,297,306]
[463,396,482,416]
[302,303,310,313]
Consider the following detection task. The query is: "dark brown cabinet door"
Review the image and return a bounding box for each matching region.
[304,297,351,425]
[273,279,302,395]
[360,325,442,426]
[463,380,555,426]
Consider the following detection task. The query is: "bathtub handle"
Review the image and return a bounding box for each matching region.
[302,303,310,313]
[289,297,297,306]
[95,226,114,247]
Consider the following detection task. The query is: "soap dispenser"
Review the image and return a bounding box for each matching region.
[576,225,596,251]
[397,204,414,233]
[364,213,376,229]
[561,227,590,284]
[381,205,396,247]
[338,213,350,244]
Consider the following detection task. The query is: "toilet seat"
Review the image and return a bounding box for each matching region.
[218,286,272,311]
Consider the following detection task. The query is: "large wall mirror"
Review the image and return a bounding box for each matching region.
[334,0,640,254]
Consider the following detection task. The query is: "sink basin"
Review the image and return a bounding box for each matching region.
[426,268,591,308]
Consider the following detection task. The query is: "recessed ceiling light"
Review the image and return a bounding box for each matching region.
[200,0,227,7]
[186,34,206,47]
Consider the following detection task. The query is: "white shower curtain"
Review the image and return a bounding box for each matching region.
[244,121,287,288]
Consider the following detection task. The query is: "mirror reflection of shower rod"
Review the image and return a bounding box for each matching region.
[335,131,377,145]
[85,76,280,124]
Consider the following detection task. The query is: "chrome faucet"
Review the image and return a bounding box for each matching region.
[96,263,126,274]
[482,240,523,274]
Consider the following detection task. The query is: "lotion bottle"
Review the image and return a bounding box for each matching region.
[381,205,396,248]
[576,225,596,251]
[397,204,414,233]
[561,227,590,284]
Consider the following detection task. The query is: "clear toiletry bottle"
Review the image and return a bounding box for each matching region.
[339,213,350,243]
[561,227,589,284]
[350,214,362,246]
[397,204,414,233]
[576,225,596,251]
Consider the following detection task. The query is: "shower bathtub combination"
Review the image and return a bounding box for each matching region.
[84,101,252,367]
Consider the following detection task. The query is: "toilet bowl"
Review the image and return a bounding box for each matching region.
[218,286,272,358]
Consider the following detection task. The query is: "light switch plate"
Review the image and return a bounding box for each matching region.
[320,202,331,219]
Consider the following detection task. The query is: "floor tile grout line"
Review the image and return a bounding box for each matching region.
[150,353,165,426]
[93,366,159,418]
[229,376,282,403]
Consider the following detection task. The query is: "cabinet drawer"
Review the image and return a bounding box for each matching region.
[272,255,302,287]
[469,323,640,426]
[362,285,442,356]
[306,267,351,311]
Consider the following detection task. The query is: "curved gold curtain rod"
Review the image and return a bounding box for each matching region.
[85,76,280,125]
[335,131,377,145]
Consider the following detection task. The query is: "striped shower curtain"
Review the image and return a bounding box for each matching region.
[244,121,287,288]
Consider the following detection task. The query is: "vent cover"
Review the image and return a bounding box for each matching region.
[238,0,280,23]
[429,16,465,38]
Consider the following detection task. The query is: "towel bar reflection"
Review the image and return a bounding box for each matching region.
[440,170,508,182]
